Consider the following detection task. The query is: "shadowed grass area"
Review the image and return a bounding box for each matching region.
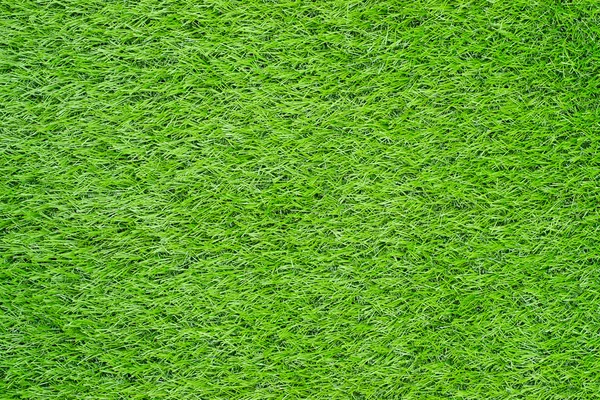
[1,0,600,398]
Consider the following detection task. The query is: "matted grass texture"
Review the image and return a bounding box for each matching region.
[2,0,600,399]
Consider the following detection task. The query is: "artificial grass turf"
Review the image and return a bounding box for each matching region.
[1,0,600,398]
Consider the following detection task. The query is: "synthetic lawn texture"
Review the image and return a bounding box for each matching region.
[1,0,600,399]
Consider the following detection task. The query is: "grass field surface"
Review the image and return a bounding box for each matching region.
[2,0,600,398]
